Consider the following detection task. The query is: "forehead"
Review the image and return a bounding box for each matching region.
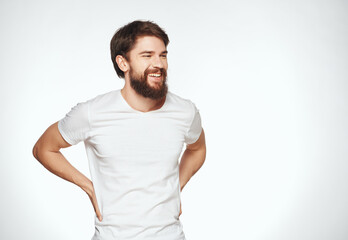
[131,35,166,53]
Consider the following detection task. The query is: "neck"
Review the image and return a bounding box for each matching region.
[121,82,166,113]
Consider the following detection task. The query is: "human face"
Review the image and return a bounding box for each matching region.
[127,36,168,99]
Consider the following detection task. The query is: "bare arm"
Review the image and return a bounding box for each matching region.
[32,121,102,221]
[179,128,207,192]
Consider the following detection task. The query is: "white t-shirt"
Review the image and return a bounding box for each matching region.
[58,89,202,240]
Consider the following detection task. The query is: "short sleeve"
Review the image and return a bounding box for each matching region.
[184,102,203,145]
[58,101,90,145]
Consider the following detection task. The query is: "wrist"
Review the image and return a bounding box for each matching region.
[73,174,93,194]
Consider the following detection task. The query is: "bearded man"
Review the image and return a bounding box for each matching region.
[33,20,206,240]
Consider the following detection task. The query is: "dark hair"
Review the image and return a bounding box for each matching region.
[110,20,170,78]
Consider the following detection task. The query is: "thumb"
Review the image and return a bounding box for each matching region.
[96,209,103,222]
[92,194,103,221]
[179,201,182,216]
[87,188,103,221]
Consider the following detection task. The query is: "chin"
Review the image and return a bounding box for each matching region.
[148,81,162,88]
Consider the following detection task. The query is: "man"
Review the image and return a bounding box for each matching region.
[33,20,206,240]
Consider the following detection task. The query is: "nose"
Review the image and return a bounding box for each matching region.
[151,56,165,69]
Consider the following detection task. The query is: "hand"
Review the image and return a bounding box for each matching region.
[179,201,182,217]
[84,182,103,221]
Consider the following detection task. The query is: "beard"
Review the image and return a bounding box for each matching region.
[129,67,168,100]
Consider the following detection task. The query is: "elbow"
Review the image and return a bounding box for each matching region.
[32,141,44,161]
[201,145,207,164]
[32,144,39,160]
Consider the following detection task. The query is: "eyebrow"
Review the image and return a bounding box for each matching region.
[138,50,168,55]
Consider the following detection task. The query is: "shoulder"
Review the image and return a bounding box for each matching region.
[167,91,196,112]
[60,89,120,123]
[84,89,121,110]
[166,91,200,129]
[88,89,120,104]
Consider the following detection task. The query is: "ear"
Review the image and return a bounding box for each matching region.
[116,55,129,73]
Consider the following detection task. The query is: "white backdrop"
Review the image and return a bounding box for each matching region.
[1,0,347,239]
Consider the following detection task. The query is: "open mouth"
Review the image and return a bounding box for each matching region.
[148,73,161,77]
[147,73,162,82]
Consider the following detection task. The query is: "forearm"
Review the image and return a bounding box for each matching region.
[34,149,92,194]
[179,147,206,192]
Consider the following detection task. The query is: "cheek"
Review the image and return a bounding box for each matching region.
[138,62,151,72]
[131,57,149,71]
[133,64,149,75]
[163,60,168,69]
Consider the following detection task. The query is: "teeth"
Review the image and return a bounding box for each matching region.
[149,73,161,77]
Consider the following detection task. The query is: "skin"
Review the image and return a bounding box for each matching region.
[32,35,206,222]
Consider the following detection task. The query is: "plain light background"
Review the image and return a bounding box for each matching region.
[1,0,347,239]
